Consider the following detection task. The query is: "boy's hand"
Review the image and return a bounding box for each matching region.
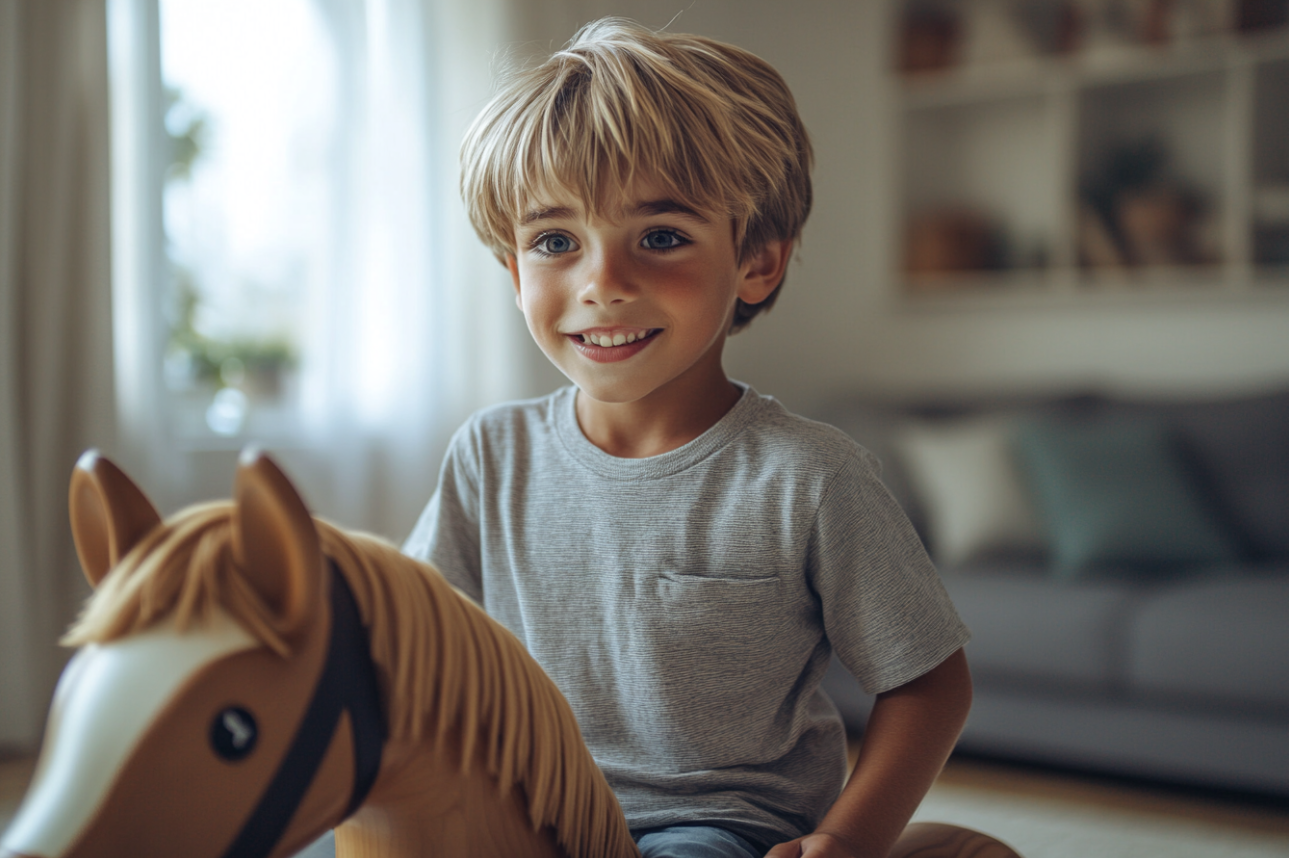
[770,650,972,858]
[765,831,865,858]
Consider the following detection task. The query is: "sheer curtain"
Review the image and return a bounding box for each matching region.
[0,0,114,750]
[293,0,531,537]
[106,0,535,534]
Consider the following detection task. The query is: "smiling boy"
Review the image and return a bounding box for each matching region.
[506,179,787,458]
[404,19,972,858]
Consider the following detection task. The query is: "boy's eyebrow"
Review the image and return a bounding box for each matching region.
[520,199,710,224]
[633,199,710,222]
[521,205,578,224]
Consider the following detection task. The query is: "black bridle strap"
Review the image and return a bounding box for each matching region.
[221,560,386,858]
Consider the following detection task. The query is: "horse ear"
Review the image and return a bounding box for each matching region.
[69,450,163,588]
[233,448,322,640]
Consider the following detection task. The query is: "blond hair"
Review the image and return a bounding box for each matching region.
[461,18,813,331]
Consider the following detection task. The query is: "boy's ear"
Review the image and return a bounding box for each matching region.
[505,255,523,309]
[738,240,793,306]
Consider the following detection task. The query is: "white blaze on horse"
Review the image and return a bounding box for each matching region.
[0,450,1022,858]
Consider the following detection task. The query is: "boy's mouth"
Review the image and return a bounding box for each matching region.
[573,328,660,348]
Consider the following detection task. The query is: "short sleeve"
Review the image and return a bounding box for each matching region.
[811,448,970,695]
[402,421,484,602]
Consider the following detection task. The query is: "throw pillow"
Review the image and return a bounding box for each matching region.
[896,416,1047,567]
[1013,416,1238,577]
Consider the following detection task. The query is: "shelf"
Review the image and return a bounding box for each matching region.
[892,0,1289,301]
[899,265,1289,314]
[906,264,1235,292]
[901,30,1289,111]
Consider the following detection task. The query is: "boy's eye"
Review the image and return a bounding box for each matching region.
[642,230,686,250]
[534,232,577,255]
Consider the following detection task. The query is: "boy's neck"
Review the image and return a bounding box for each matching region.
[574,370,743,459]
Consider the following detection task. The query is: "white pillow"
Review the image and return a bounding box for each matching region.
[895,416,1046,566]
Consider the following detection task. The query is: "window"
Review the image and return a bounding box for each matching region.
[110,0,520,501]
[157,0,339,439]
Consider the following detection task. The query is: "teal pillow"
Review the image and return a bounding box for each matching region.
[1014,417,1237,577]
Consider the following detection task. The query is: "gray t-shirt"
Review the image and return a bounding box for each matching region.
[403,384,969,848]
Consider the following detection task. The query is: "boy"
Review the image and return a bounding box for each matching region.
[404,18,972,858]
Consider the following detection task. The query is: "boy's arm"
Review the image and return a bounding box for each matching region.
[766,648,973,858]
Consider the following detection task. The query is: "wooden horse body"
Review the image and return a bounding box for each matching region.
[1,451,1019,858]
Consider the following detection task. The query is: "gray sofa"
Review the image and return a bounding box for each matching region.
[814,388,1289,797]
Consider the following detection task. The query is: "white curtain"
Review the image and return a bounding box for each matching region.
[290,0,532,537]
[0,0,550,751]
[0,0,114,751]
[104,0,538,535]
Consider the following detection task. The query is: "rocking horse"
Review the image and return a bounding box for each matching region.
[1,449,1021,858]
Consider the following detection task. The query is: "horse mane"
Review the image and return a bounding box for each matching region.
[64,502,632,858]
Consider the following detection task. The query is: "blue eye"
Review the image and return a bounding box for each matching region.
[535,233,576,255]
[642,230,685,250]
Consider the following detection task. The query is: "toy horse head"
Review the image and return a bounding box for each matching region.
[1,449,384,858]
[2,450,640,858]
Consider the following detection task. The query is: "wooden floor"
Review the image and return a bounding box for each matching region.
[4,746,1287,839]
[929,754,1289,837]
[851,740,1289,838]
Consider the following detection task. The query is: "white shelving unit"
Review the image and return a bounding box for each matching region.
[893,4,1289,302]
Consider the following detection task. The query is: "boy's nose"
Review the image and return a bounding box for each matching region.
[579,249,636,305]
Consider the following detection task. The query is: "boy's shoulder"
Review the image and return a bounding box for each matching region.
[740,390,882,477]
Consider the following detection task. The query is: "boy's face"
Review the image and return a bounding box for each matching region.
[506,178,785,408]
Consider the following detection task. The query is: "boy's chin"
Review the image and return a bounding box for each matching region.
[565,371,666,407]
[571,382,648,406]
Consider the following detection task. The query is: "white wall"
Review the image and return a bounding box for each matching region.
[557,0,1289,416]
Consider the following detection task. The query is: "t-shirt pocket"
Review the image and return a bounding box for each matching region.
[617,570,804,770]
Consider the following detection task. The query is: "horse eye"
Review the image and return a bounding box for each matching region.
[210,706,259,761]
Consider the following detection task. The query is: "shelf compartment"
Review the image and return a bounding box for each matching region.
[902,93,1061,285]
[1076,71,1227,270]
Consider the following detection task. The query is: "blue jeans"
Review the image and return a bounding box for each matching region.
[633,825,764,858]
[297,827,765,858]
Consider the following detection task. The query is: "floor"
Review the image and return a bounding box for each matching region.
[3,747,1287,848]
[927,753,1289,836]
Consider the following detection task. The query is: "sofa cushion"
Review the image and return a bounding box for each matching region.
[1013,416,1239,576]
[941,568,1138,692]
[895,416,1046,566]
[1126,571,1289,713]
[1128,392,1289,562]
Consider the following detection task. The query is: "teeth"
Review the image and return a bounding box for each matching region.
[582,331,650,347]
